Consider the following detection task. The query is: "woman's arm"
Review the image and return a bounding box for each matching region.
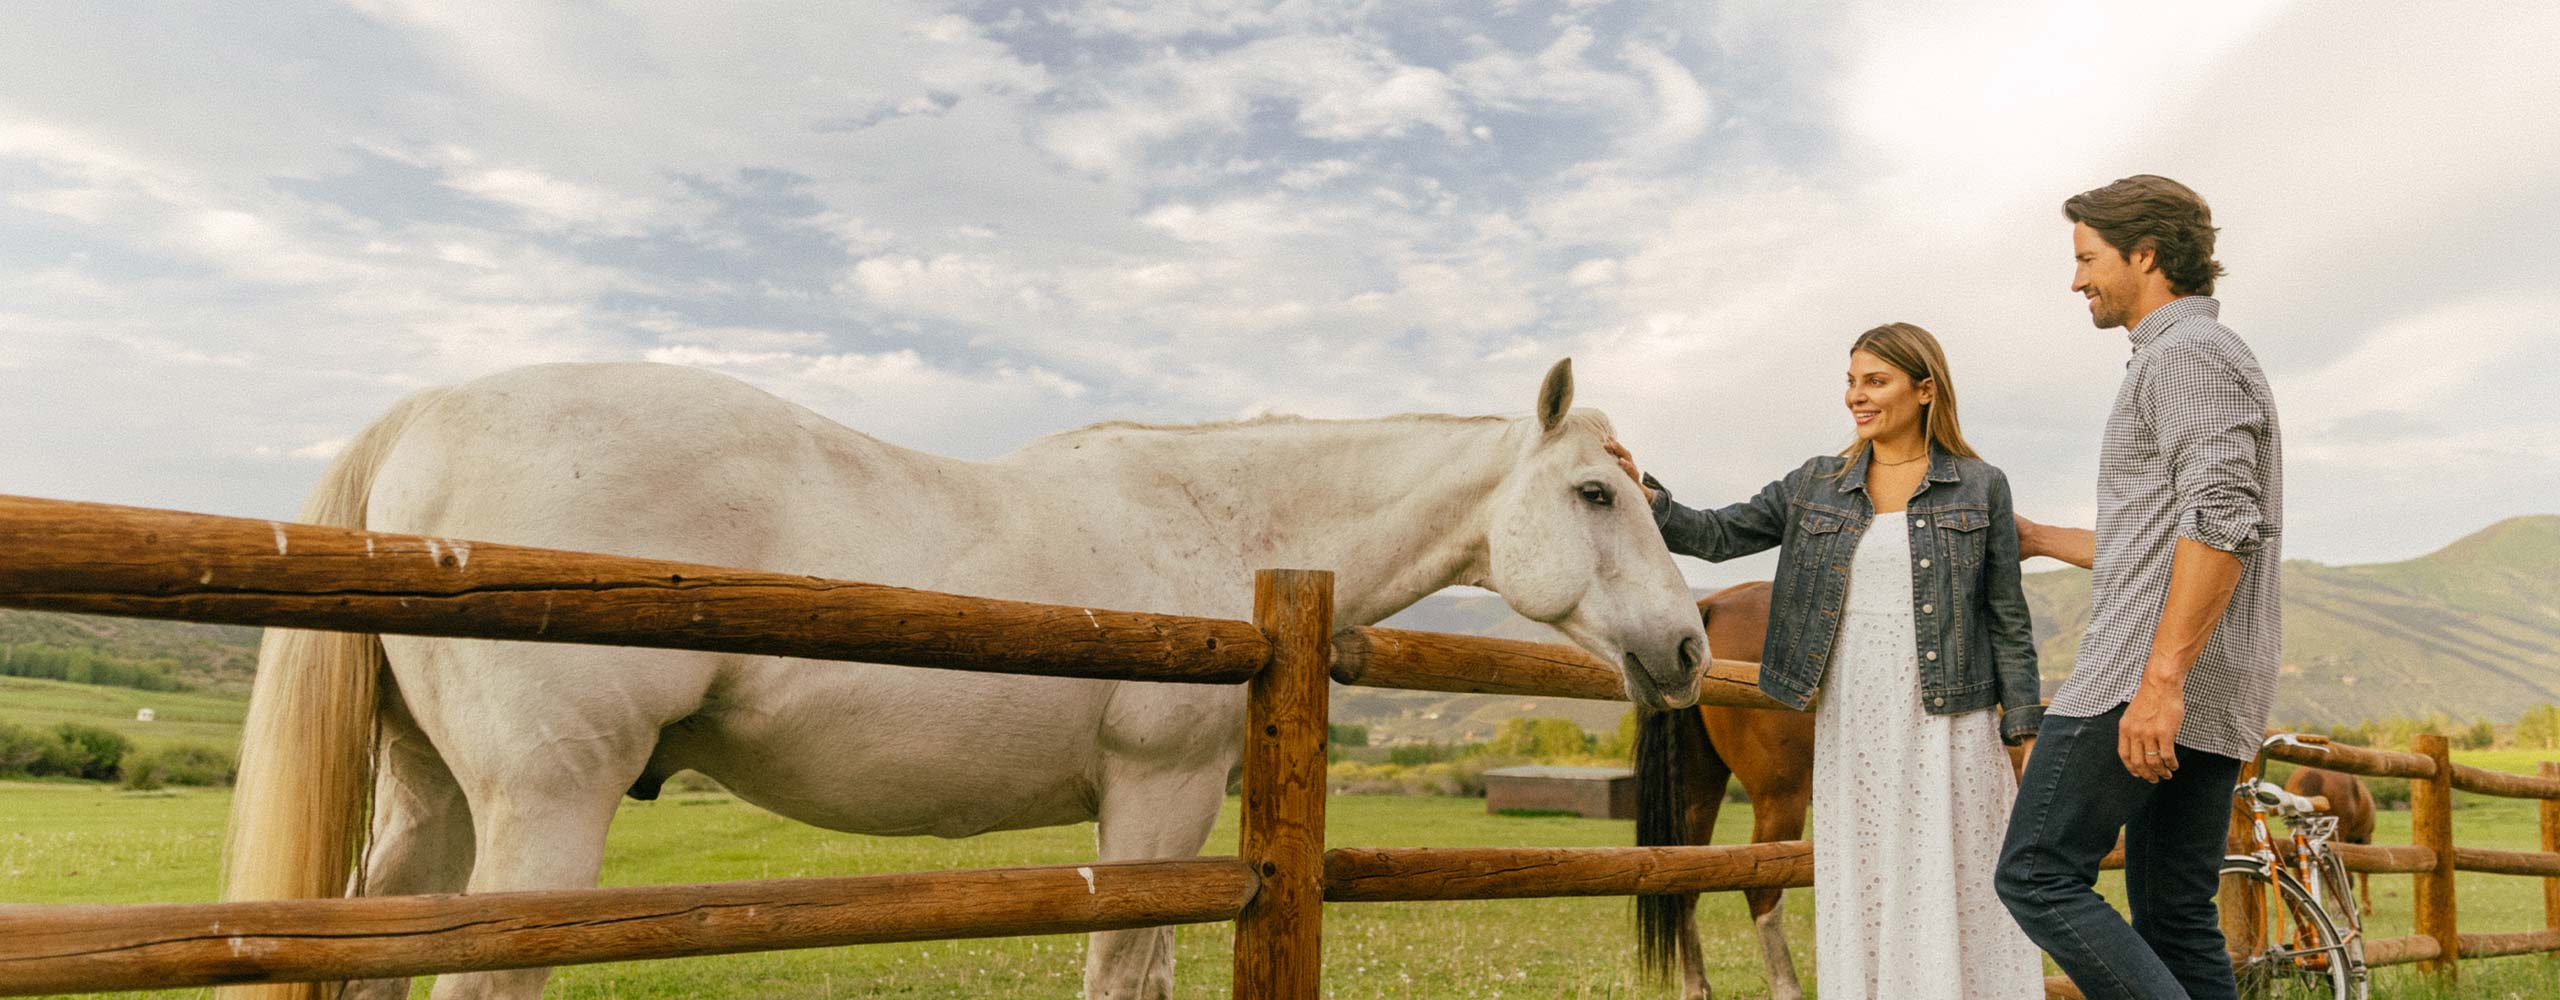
[1646,473,1791,563]
[1985,471,2044,746]
[1607,438,1790,563]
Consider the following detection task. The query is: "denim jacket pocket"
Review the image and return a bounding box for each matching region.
[1937,508,1991,568]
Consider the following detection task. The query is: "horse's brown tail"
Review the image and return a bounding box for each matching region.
[217,388,444,1000]
[1635,699,1716,980]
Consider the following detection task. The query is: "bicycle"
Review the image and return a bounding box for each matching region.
[2221,732,2369,1000]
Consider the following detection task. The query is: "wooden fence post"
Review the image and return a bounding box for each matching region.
[2411,733,2457,978]
[1234,569,1333,1000]
[2218,756,2265,964]
[2542,761,2559,960]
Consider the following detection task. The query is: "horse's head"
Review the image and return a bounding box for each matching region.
[1482,359,1708,710]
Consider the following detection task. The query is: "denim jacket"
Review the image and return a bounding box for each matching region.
[1645,447,2044,744]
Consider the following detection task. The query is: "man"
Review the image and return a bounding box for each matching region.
[1997,175,2284,1000]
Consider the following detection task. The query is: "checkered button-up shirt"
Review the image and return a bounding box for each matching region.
[2048,296,2285,762]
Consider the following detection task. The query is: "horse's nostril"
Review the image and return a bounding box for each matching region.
[1678,636,1704,673]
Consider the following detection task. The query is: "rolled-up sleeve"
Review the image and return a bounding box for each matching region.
[2142,344,2270,555]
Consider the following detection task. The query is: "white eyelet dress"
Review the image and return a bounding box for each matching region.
[1810,511,2044,999]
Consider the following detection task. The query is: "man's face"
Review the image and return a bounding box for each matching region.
[2070,221,2144,329]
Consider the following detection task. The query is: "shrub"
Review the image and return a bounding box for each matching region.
[43,723,130,781]
[1387,741,1457,766]
[0,722,48,778]
[122,744,235,790]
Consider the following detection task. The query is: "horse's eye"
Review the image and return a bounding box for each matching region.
[1577,482,1614,507]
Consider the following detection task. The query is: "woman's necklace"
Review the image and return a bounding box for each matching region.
[1870,447,1929,467]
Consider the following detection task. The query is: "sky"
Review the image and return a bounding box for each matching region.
[3,1,2555,589]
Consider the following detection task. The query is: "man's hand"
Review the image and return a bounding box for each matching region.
[2119,675,2186,782]
[1603,438,1655,503]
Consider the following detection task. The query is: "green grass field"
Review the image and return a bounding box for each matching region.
[0,676,246,754]
[5,779,2558,999]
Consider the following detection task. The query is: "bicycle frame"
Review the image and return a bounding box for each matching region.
[2223,733,2367,999]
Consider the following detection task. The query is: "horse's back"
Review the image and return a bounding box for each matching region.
[2285,766,2377,843]
[1699,581,1772,663]
[367,364,913,568]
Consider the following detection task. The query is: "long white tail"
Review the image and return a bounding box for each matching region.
[217,389,445,1000]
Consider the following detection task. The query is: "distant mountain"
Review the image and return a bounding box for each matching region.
[6,517,2555,735]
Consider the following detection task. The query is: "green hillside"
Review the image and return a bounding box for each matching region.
[2027,515,2560,726]
[0,609,260,695]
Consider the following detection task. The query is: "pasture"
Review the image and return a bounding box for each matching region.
[5,779,2556,998]
[0,676,244,754]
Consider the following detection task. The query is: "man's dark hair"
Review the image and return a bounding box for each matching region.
[2063,174,2225,296]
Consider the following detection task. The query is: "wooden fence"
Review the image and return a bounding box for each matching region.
[0,493,2553,998]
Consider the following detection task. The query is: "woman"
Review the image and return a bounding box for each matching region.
[1611,323,2044,999]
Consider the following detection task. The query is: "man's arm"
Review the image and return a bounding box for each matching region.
[2121,343,2267,782]
[2015,515,2095,569]
[2119,537,2243,782]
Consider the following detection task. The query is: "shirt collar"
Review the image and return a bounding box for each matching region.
[1837,443,1960,495]
[2128,295,2220,351]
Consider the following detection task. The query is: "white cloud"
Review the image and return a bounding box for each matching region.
[1,0,2555,572]
[1039,34,1468,178]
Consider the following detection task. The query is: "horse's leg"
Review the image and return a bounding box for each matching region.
[1084,753,1232,1000]
[390,643,688,1000]
[420,763,630,1000]
[1741,781,1810,1000]
[344,687,473,1000]
[1730,709,1812,1000]
[1674,733,1734,1000]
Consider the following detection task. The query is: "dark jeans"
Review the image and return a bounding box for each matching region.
[1996,705,2245,1000]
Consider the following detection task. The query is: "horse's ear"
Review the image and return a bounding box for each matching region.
[1536,358,1574,435]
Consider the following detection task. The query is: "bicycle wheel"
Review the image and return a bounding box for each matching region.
[2220,865,2356,1000]
[2309,850,2368,998]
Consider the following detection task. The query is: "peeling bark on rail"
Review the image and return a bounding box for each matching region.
[0,859,1255,996]
[2451,763,2560,800]
[2452,846,2560,879]
[0,496,1268,684]
[2458,928,2560,959]
[1320,843,1813,902]
[1329,626,1786,711]
[2363,933,2445,967]
[2263,740,2438,780]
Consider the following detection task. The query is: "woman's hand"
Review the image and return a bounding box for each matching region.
[1602,438,1655,503]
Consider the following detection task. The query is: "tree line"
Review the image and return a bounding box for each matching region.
[0,721,235,790]
[0,642,192,693]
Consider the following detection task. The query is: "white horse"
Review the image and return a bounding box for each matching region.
[221,358,1708,1000]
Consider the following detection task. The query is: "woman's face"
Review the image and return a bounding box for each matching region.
[1845,349,1934,445]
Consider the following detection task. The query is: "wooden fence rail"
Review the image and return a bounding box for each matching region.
[0,495,1269,684]
[3,493,2557,998]
[0,859,1255,996]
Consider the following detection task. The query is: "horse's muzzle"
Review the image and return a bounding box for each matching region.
[1623,635,1706,709]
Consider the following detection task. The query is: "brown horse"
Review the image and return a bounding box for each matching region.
[1634,582,2031,1000]
[1636,581,1811,1000]
[2284,766,2377,915]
